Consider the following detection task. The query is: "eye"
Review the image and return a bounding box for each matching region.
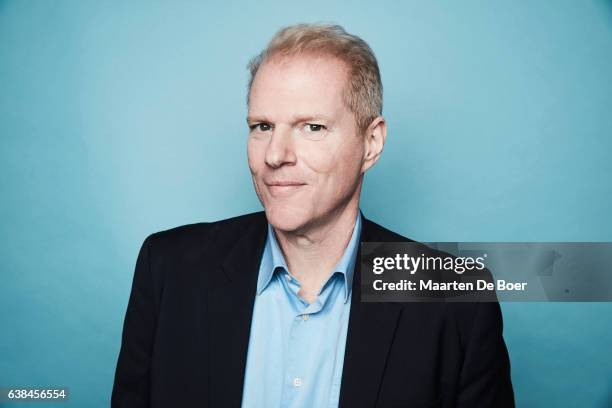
[298,122,329,141]
[249,123,272,132]
[305,123,326,132]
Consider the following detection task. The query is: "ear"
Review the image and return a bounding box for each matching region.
[361,116,387,173]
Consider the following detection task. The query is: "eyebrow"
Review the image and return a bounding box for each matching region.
[246,116,270,125]
[246,114,333,125]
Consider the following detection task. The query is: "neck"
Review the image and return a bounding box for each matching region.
[273,196,360,303]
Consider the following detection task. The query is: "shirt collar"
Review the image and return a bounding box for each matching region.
[257,212,362,304]
[256,224,289,296]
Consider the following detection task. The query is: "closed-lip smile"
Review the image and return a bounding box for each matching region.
[264,180,307,197]
[265,181,306,186]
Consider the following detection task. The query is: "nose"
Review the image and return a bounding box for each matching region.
[265,125,297,168]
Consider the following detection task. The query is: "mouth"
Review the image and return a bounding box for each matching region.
[264,181,307,197]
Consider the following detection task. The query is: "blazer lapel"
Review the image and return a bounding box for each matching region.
[339,216,404,408]
[207,214,268,408]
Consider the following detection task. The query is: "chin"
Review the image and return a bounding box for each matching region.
[263,203,312,233]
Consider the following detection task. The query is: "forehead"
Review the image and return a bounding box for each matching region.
[248,54,350,119]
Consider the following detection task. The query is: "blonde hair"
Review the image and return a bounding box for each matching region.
[247,23,383,134]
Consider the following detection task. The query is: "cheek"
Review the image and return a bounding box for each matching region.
[247,140,265,175]
[299,139,363,185]
[300,144,337,174]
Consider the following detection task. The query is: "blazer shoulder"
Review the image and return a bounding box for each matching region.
[145,211,266,255]
[362,217,416,243]
[362,218,502,332]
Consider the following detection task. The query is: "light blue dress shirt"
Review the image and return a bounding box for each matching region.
[241,213,362,408]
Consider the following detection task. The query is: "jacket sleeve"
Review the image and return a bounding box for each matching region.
[456,302,515,407]
[111,234,160,407]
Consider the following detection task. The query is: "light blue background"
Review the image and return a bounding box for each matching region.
[1,1,611,407]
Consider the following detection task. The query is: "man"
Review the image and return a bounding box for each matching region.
[112,23,514,407]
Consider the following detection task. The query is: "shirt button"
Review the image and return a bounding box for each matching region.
[302,314,310,321]
[292,377,302,387]
[285,274,292,281]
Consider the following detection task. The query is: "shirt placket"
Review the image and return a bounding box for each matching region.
[279,273,323,407]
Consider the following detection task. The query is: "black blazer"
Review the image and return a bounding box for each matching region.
[112,212,514,407]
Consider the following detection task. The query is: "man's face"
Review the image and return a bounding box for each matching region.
[247,54,366,233]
